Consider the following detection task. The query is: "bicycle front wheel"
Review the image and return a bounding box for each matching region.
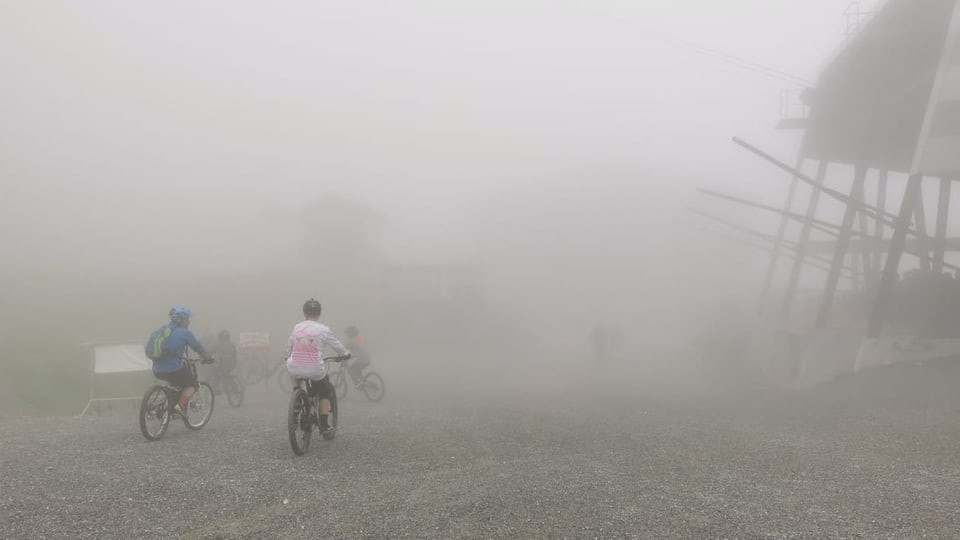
[183,383,215,430]
[225,376,244,407]
[361,372,385,402]
[139,386,172,441]
[288,388,312,455]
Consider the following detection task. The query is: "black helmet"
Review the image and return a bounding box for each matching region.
[345,326,359,337]
[303,298,322,318]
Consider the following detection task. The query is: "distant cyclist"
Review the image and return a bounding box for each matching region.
[211,329,237,394]
[145,307,215,415]
[344,326,372,388]
[286,298,350,434]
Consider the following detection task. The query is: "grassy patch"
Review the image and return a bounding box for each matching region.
[1,335,89,414]
[0,335,152,415]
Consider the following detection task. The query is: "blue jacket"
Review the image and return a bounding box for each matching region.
[153,324,208,373]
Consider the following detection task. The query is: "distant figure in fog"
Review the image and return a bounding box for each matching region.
[345,326,372,388]
[211,329,238,393]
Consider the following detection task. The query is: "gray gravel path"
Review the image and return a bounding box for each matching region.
[3,365,960,539]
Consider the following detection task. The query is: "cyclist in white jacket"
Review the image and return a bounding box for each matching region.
[286,298,350,433]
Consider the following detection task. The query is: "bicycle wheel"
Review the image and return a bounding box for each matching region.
[361,372,385,402]
[323,387,338,441]
[183,383,215,430]
[139,386,172,441]
[239,363,258,385]
[225,375,244,407]
[329,369,348,401]
[288,388,312,455]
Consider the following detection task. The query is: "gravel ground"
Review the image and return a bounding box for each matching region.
[3,361,960,540]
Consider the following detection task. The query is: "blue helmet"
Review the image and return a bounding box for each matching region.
[169,306,193,322]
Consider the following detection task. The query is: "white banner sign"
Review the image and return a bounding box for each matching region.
[93,343,152,374]
[238,331,270,350]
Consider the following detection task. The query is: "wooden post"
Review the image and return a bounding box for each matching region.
[816,168,867,329]
[781,160,829,321]
[934,177,952,274]
[868,175,924,337]
[758,157,805,316]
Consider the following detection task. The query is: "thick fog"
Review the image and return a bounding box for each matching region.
[0,1,884,394]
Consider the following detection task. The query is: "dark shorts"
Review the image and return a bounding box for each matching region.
[304,376,334,400]
[215,358,237,376]
[348,358,370,377]
[155,365,197,388]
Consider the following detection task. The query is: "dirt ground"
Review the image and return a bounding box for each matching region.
[2,358,960,539]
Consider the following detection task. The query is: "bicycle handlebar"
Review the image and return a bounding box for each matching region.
[276,352,350,363]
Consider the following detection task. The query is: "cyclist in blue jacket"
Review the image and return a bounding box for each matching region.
[146,307,214,415]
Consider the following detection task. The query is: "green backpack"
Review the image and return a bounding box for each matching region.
[145,325,173,360]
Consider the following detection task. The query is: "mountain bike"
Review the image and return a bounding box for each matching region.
[207,354,244,407]
[222,373,244,407]
[211,370,244,407]
[288,356,350,456]
[239,353,292,394]
[328,360,386,402]
[139,357,215,441]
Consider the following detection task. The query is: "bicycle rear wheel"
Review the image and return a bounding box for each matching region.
[225,375,244,407]
[288,388,313,455]
[183,383,215,430]
[139,386,172,441]
[361,372,385,402]
[239,362,259,385]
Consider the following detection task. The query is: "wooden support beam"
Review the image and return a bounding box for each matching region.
[867,175,924,337]
[781,160,829,320]
[934,178,952,274]
[758,157,805,316]
[815,170,866,328]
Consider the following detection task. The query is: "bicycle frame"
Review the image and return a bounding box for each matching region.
[291,357,349,421]
[140,357,215,441]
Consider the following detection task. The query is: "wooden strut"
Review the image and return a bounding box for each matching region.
[780,159,829,320]
[689,208,856,279]
[695,187,960,273]
[868,175,924,337]
[757,156,805,316]
[815,166,867,328]
[690,225,854,278]
[732,137,935,242]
